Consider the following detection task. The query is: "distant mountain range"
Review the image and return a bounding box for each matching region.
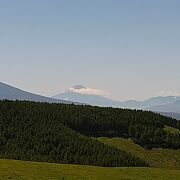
[0,82,78,105]
[53,85,180,119]
[53,85,119,107]
[146,100,180,113]
[0,82,179,119]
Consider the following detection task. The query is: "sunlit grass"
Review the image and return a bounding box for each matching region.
[98,137,180,169]
[1,159,180,180]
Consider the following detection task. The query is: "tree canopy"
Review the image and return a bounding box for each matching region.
[0,100,179,167]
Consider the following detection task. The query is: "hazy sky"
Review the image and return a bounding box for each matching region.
[0,0,180,100]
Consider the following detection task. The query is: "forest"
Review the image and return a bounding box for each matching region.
[0,100,179,167]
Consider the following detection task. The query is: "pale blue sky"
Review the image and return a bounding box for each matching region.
[0,0,180,100]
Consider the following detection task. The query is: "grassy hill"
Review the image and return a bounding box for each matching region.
[98,137,180,169]
[164,125,180,135]
[1,159,180,180]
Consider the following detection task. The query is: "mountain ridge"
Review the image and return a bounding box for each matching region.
[0,82,78,105]
[53,85,180,112]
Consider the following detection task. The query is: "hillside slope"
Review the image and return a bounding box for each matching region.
[0,100,146,167]
[0,100,180,167]
[98,137,180,169]
[1,159,180,180]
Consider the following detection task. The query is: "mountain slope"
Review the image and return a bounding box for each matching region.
[0,82,76,104]
[147,100,180,113]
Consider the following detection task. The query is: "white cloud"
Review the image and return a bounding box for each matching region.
[68,86,109,97]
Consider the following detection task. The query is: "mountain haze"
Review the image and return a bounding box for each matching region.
[147,100,180,113]
[53,85,180,109]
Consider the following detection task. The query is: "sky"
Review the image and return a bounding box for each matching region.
[0,0,180,100]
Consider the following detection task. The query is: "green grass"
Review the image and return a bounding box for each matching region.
[164,126,180,135]
[0,159,180,180]
[98,137,180,169]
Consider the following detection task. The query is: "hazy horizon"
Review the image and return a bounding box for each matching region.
[1,0,180,101]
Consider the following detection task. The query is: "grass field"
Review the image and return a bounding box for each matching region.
[164,126,180,135]
[98,137,180,169]
[0,159,180,180]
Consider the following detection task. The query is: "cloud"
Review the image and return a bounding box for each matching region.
[68,86,109,97]
[153,90,180,97]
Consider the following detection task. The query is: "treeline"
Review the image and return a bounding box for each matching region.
[0,100,179,167]
[0,100,146,167]
[49,103,180,149]
[128,124,180,149]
